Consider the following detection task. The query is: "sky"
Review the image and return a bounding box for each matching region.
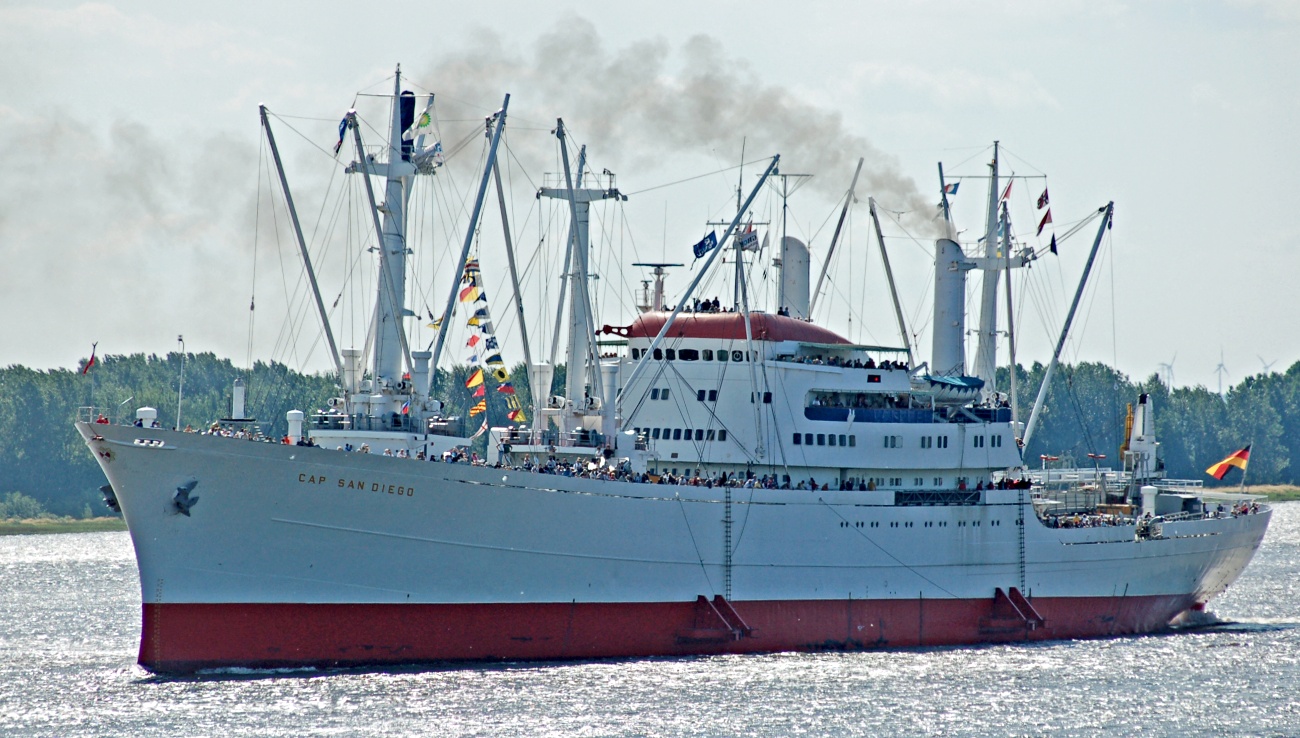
[2,0,1297,392]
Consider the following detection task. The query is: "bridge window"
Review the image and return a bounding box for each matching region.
[631,348,641,359]
[661,388,670,400]
[697,389,706,402]
[718,348,728,362]
[651,388,660,400]
[921,436,932,449]
[707,429,715,441]
[652,428,661,439]
[708,389,718,402]
[679,349,699,361]
[817,434,826,446]
[848,435,856,447]
[828,434,837,447]
[937,436,949,449]
[702,349,714,361]
[883,435,899,448]
[973,435,985,448]
[718,430,727,441]
[793,433,801,445]
[672,429,682,440]
[653,348,663,360]
[732,350,744,362]
[991,435,1003,448]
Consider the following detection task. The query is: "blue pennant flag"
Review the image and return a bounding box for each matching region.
[692,231,718,259]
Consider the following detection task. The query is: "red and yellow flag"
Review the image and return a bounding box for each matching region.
[1206,445,1251,480]
[465,367,484,388]
[469,399,487,416]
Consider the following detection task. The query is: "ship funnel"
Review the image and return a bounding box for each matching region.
[286,410,304,443]
[231,378,247,420]
[411,351,432,401]
[342,348,362,394]
[779,236,810,319]
[529,362,555,426]
[931,238,971,376]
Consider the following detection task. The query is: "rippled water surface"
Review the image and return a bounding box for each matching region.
[3,504,1299,737]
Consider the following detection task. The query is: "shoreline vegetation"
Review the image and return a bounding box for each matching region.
[0,516,127,536]
[4,486,1298,536]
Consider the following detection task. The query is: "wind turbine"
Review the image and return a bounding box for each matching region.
[1214,349,1229,396]
[1158,353,1177,388]
[1258,355,1278,374]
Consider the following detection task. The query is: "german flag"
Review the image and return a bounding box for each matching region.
[1206,445,1250,480]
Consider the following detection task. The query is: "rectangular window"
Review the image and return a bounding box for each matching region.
[631,348,640,359]
[921,436,932,449]
[763,391,772,403]
[883,435,898,449]
[867,374,882,383]
[718,430,728,441]
[848,435,856,447]
[685,429,693,441]
[706,430,715,441]
[974,435,985,448]
[703,349,714,361]
[718,348,729,362]
[829,434,837,447]
[697,389,706,402]
[805,433,813,446]
[652,428,661,439]
[839,434,847,446]
[817,434,826,446]
[938,436,949,449]
[653,348,663,360]
[732,350,744,362]
[665,349,676,360]
[914,477,924,486]
[793,433,802,445]
[679,348,699,361]
[695,429,704,441]
[662,427,670,439]
[992,435,1003,448]
[708,389,718,402]
[661,388,670,400]
[672,429,682,440]
[651,388,660,400]
[934,477,943,486]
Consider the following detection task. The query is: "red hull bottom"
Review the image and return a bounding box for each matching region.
[140,594,1196,673]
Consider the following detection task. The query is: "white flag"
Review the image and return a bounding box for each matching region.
[403,97,435,141]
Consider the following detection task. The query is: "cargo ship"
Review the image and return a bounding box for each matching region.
[78,67,1270,673]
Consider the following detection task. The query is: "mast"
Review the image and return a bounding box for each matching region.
[809,158,864,316]
[359,68,417,388]
[869,197,914,366]
[539,122,625,425]
[1023,202,1114,449]
[1001,202,1018,423]
[973,142,1000,401]
[350,104,415,385]
[492,160,534,382]
[547,145,587,369]
[428,94,511,391]
[259,105,346,385]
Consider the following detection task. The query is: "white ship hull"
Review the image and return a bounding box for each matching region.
[81,421,1270,672]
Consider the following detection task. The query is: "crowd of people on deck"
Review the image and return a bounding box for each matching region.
[781,354,909,371]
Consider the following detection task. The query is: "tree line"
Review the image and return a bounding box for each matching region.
[0,353,1291,517]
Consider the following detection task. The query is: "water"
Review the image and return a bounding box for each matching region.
[3,506,1299,737]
